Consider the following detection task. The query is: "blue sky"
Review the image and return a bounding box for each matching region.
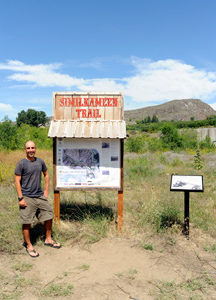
[1,0,216,120]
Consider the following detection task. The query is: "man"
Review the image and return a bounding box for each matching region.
[15,140,60,257]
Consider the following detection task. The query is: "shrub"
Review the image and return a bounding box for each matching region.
[154,205,181,231]
[199,136,215,150]
[0,118,18,150]
[147,137,163,152]
[160,124,183,150]
[125,156,153,179]
[193,149,203,170]
[181,129,198,149]
[126,136,145,153]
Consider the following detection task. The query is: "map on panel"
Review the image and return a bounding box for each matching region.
[56,139,120,188]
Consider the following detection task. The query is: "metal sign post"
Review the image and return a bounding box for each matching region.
[184,191,190,236]
[170,175,203,238]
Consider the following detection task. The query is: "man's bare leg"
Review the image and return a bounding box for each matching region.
[44,219,61,248]
[44,219,52,242]
[22,224,39,257]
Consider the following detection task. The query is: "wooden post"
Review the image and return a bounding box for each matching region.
[54,190,60,222]
[184,191,190,237]
[117,139,124,231]
[53,137,60,223]
[117,191,123,230]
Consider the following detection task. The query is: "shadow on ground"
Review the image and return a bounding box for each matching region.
[30,202,114,245]
[60,202,114,221]
[30,223,46,245]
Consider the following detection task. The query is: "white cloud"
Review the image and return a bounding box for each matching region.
[79,78,125,92]
[125,57,216,102]
[0,103,13,111]
[1,58,216,105]
[209,103,216,111]
[0,60,84,88]
[0,102,18,121]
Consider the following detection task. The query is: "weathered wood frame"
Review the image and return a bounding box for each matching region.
[53,92,124,121]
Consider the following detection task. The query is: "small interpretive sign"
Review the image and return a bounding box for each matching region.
[170,175,203,192]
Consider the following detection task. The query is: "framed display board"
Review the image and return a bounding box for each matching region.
[170,175,203,192]
[55,138,121,189]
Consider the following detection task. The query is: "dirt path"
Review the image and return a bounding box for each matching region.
[1,234,216,300]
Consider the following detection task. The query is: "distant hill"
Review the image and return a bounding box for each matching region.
[124,99,216,122]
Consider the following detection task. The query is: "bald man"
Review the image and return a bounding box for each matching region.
[15,140,60,257]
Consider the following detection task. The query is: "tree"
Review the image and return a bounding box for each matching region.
[160,124,183,150]
[37,111,47,126]
[141,116,151,123]
[0,117,18,149]
[16,110,27,127]
[151,114,159,123]
[16,109,48,127]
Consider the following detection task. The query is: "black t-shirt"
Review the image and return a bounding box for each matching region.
[15,158,47,197]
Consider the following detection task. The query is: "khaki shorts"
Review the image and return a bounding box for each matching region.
[19,196,53,224]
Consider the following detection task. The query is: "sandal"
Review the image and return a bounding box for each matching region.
[44,241,61,249]
[26,248,39,258]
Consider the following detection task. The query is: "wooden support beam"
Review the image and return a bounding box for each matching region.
[117,139,124,231]
[54,190,60,223]
[117,190,123,231]
[53,137,60,223]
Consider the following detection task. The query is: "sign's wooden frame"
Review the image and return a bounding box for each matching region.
[51,91,125,230]
[53,137,124,230]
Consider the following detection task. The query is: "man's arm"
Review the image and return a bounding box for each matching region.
[43,170,49,198]
[15,175,27,207]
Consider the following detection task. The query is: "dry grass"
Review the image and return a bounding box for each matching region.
[0,150,215,254]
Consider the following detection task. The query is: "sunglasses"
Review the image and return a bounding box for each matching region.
[26,147,36,150]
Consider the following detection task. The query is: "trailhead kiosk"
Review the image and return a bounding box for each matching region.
[48,92,126,230]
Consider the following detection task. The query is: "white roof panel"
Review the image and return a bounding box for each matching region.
[48,120,126,139]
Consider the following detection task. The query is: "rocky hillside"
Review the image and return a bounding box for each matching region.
[124,99,216,122]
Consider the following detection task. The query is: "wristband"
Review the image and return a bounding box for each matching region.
[18,197,24,201]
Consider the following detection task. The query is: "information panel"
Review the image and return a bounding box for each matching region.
[56,138,121,188]
[170,175,203,192]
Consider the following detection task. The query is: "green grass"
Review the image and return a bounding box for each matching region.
[40,283,73,297]
[76,264,90,271]
[0,270,36,300]
[13,262,33,272]
[127,268,138,280]
[204,243,216,253]
[81,215,111,244]
[143,243,154,251]
[150,275,216,299]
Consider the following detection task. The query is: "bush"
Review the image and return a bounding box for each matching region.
[154,205,181,231]
[0,120,52,151]
[180,129,198,149]
[0,118,18,150]
[199,136,215,150]
[147,137,163,152]
[160,124,183,150]
[126,136,145,153]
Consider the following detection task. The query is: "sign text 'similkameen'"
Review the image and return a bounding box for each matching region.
[59,96,118,118]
